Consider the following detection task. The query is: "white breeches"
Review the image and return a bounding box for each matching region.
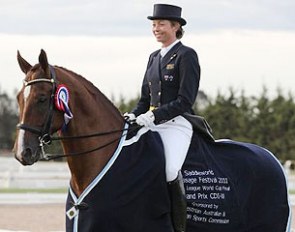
[150,116,193,182]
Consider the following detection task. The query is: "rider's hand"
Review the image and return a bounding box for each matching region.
[136,111,155,127]
[124,112,136,123]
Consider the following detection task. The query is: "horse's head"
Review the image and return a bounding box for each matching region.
[13,49,64,165]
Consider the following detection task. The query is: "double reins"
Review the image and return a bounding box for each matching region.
[43,126,131,161]
[44,120,140,161]
[17,65,141,161]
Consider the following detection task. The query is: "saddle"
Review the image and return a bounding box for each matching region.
[183,113,215,142]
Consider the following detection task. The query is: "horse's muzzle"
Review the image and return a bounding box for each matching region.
[15,147,40,166]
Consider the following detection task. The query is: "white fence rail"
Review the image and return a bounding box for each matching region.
[0,157,70,189]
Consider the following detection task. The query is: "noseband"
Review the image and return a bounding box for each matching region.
[17,66,57,156]
[17,66,140,161]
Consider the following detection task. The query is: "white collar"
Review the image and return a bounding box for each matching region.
[160,40,180,58]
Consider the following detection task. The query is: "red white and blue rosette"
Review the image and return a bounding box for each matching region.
[55,84,73,130]
[55,84,70,112]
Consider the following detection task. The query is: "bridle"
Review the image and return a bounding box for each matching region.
[17,66,57,156]
[17,65,138,161]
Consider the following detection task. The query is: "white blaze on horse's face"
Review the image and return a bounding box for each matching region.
[16,129,25,160]
[23,85,31,100]
[16,85,31,160]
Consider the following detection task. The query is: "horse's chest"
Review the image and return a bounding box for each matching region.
[66,131,173,232]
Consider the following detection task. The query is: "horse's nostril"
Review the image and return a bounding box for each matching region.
[24,147,33,158]
[20,147,39,165]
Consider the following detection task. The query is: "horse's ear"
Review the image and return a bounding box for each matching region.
[17,50,32,74]
[38,49,50,76]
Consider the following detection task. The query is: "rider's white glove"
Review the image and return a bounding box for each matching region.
[136,111,155,127]
[124,112,136,123]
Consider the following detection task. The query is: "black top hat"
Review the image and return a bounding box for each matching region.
[147,4,187,26]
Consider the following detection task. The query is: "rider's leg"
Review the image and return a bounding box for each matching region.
[151,116,193,232]
[167,171,187,232]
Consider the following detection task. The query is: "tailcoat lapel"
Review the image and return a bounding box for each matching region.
[160,42,183,69]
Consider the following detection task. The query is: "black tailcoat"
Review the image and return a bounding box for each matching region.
[132,42,200,124]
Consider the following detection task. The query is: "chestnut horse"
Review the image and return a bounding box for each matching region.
[14,50,291,232]
[14,49,173,232]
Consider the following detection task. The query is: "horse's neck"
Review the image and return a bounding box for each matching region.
[62,93,124,196]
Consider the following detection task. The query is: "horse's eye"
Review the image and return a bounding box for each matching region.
[38,95,47,103]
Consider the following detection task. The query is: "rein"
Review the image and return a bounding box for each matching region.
[51,128,129,141]
[42,125,136,161]
[40,115,141,160]
[17,65,142,161]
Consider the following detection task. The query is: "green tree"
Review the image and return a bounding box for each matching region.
[266,90,295,160]
[248,87,273,147]
[0,90,18,149]
[200,88,252,140]
[115,94,140,114]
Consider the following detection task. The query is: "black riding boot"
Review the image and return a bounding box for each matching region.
[167,171,187,232]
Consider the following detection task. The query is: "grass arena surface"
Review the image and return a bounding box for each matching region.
[0,204,294,232]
